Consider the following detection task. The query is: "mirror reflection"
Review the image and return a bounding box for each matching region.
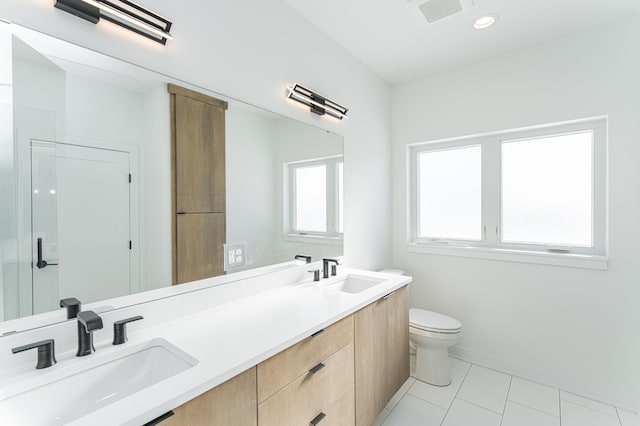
[0,24,343,331]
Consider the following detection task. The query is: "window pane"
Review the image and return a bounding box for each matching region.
[337,162,344,233]
[295,165,326,232]
[502,131,593,246]
[418,146,482,240]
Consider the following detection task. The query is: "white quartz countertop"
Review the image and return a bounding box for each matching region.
[0,268,411,425]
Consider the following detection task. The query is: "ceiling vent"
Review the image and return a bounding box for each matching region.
[413,0,474,23]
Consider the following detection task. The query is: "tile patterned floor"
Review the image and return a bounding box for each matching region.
[373,357,640,426]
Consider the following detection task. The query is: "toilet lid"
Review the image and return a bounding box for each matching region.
[410,308,462,333]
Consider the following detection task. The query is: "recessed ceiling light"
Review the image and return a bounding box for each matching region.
[473,14,498,30]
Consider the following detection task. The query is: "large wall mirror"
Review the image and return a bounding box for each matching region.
[0,23,343,334]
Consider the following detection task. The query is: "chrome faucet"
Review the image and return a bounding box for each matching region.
[77,311,103,357]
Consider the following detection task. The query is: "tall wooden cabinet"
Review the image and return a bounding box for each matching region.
[354,285,409,426]
[168,84,228,284]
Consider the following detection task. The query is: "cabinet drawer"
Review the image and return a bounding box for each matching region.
[258,343,354,426]
[257,315,353,402]
[313,386,355,426]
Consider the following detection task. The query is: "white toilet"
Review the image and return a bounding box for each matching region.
[410,308,462,386]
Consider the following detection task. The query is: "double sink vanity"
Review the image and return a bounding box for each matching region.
[0,265,410,425]
[0,19,409,426]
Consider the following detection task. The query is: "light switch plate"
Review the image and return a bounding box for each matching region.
[223,242,246,271]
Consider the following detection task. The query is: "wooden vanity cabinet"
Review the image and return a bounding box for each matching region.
[162,367,257,426]
[354,285,409,426]
[156,285,408,426]
[257,315,355,426]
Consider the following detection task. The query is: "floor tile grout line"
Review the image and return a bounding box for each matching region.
[499,375,513,426]
[386,378,416,412]
[559,384,562,426]
[456,396,506,416]
[405,386,459,411]
[614,406,623,426]
[509,400,561,419]
[560,389,621,415]
[561,397,621,419]
[380,377,416,425]
[439,362,473,425]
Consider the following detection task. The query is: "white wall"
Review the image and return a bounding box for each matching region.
[226,106,278,269]
[392,16,640,410]
[0,0,393,272]
[141,85,171,291]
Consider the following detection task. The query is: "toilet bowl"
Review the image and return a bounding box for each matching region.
[409,308,462,386]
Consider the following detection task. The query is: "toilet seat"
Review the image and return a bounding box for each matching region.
[410,308,462,334]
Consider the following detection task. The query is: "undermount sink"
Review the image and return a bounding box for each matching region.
[0,338,197,425]
[323,274,385,294]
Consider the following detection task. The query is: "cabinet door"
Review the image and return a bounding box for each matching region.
[176,213,225,283]
[163,367,256,426]
[354,285,410,426]
[354,299,388,426]
[385,286,410,402]
[174,94,226,214]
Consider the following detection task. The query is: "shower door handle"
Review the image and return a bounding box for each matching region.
[36,238,47,269]
[36,237,58,269]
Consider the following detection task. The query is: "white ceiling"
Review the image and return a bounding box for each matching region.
[286,0,640,84]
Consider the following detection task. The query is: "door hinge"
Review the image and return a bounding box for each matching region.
[128,173,132,183]
[129,240,132,250]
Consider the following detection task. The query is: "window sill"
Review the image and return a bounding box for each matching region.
[284,234,343,246]
[406,243,608,270]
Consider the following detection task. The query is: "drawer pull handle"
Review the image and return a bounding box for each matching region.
[382,291,396,300]
[311,329,325,337]
[310,412,326,425]
[309,362,325,374]
[143,411,174,425]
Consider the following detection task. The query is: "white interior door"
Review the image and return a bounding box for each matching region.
[32,141,131,313]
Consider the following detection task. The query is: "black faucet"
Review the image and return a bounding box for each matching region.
[60,297,81,319]
[295,254,312,264]
[77,311,103,357]
[113,315,144,345]
[322,258,340,279]
[12,339,57,369]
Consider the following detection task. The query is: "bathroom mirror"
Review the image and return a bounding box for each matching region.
[0,23,343,334]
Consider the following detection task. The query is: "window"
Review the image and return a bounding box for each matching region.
[409,118,607,268]
[417,145,482,240]
[286,156,343,239]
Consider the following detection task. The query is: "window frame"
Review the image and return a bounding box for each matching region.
[408,117,608,269]
[284,155,344,241]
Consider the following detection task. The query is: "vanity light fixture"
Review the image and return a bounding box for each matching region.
[54,0,173,45]
[286,84,348,120]
[472,14,498,30]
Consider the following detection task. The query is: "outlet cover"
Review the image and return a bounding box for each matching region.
[224,242,246,271]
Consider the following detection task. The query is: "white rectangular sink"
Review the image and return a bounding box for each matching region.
[323,274,385,294]
[0,338,197,425]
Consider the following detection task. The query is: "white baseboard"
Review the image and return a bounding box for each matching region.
[449,345,640,414]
